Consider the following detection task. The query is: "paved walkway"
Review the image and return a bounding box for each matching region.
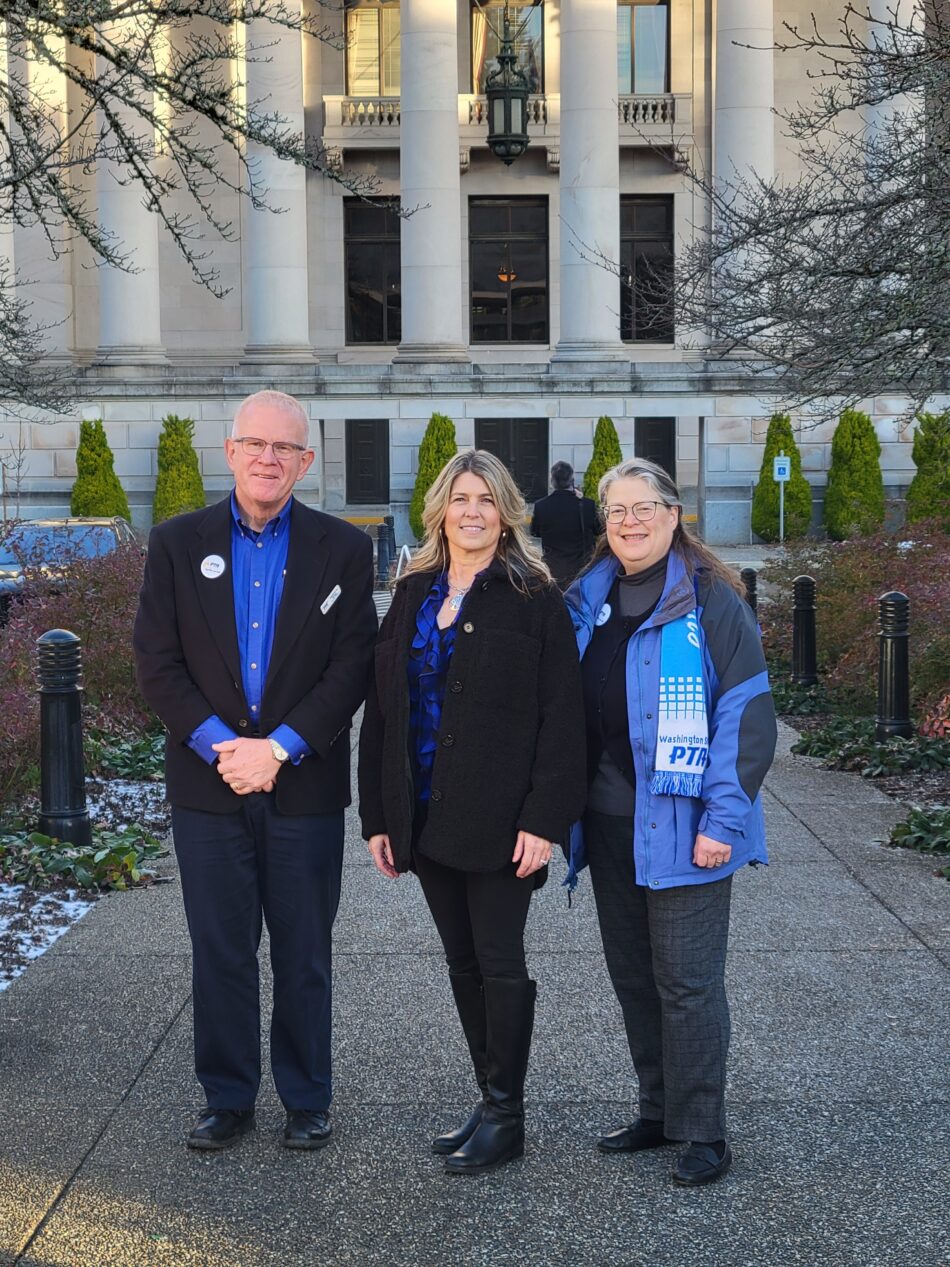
[1,723,947,1267]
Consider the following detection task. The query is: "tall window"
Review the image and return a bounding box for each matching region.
[472,2,543,93]
[344,199,401,344]
[620,196,674,343]
[617,0,669,94]
[346,1,400,96]
[469,198,548,344]
[346,420,390,504]
[474,420,549,502]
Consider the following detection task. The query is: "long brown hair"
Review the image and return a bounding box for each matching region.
[402,449,551,594]
[591,458,744,596]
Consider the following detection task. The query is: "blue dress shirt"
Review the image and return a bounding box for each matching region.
[187,493,312,766]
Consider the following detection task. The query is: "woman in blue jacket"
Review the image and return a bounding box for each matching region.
[565,458,776,1186]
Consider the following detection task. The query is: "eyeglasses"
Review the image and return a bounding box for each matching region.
[602,501,667,525]
[231,436,308,460]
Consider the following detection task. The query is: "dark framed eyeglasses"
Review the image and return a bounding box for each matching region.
[230,436,308,460]
[602,501,667,525]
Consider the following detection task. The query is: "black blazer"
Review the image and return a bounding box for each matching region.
[133,496,376,815]
[530,490,601,585]
[357,561,586,874]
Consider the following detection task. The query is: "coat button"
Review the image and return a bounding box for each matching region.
[430,789,443,802]
[462,621,475,634]
[449,680,463,693]
[441,734,455,747]
[238,719,248,729]
[646,712,652,719]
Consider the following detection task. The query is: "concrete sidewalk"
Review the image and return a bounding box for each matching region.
[1,723,947,1267]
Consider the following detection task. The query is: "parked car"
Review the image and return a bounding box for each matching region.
[0,517,138,619]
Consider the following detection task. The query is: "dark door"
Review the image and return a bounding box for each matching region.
[474,418,549,503]
[635,417,675,481]
[346,419,390,504]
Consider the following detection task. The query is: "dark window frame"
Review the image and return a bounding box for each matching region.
[345,419,391,505]
[635,416,676,481]
[620,194,674,344]
[468,196,550,345]
[344,197,402,346]
[617,0,671,95]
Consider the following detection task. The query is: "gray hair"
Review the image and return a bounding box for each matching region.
[232,390,310,445]
[598,457,682,509]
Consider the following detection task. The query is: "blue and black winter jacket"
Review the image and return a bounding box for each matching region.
[564,550,777,890]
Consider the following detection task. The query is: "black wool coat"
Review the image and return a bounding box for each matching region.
[358,560,587,874]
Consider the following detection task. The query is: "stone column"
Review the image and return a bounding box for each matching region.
[95,38,163,361]
[394,0,468,362]
[553,0,625,361]
[243,9,311,358]
[714,0,774,194]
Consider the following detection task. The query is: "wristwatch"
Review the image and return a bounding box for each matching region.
[268,737,290,764]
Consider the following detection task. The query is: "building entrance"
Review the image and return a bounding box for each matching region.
[474,418,549,503]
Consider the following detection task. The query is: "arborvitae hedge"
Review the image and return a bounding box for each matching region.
[409,412,457,540]
[582,416,624,501]
[750,413,813,541]
[152,414,205,524]
[906,409,950,531]
[824,408,885,540]
[71,419,131,520]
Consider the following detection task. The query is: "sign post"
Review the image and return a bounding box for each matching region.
[773,450,791,544]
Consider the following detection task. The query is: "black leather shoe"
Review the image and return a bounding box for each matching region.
[283,1109,333,1151]
[187,1108,255,1151]
[597,1118,669,1154]
[672,1141,732,1186]
[432,1103,485,1155]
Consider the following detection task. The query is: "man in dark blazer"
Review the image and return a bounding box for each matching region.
[134,390,376,1152]
[530,461,602,589]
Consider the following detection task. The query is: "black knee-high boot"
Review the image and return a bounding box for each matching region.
[444,977,536,1174]
[431,971,489,1155]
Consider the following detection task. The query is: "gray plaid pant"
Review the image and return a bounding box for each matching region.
[584,811,733,1143]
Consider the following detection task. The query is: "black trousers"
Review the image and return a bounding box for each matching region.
[414,849,535,980]
[172,795,344,1112]
[584,810,733,1142]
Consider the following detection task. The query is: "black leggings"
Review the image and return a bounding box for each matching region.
[414,849,534,980]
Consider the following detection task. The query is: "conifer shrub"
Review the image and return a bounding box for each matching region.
[409,412,457,540]
[70,419,131,520]
[582,416,624,501]
[824,408,885,540]
[152,414,205,523]
[906,409,950,531]
[750,413,813,541]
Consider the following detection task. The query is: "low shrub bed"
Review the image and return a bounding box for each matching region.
[0,823,166,891]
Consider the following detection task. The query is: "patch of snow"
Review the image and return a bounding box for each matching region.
[0,884,95,991]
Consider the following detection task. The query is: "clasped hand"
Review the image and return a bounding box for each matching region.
[367,829,554,880]
[213,737,280,795]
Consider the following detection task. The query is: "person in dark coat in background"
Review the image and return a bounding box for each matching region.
[530,460,602,589]
[358,448,586,1175]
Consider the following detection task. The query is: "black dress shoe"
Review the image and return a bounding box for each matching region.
[597,1118,669,1153]
[283,1109,333,1151]
[672,1140,732,1185]
[187,1108,255,1151]
[432,1103,485,1155]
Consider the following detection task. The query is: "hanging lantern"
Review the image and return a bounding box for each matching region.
[485,5,531,165]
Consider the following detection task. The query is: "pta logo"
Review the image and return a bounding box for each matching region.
[670,744,708,767]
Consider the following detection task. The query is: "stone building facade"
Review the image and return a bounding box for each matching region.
[0,0,930,541]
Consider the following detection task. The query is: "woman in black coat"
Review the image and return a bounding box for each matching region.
[358,448,585,1175]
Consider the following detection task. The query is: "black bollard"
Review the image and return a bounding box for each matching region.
[740,567,758,615]
[36,629,92,847]
[876,592,913,741]
[375,524,392,587]
[383,513,396,558]
[791,575,818,686]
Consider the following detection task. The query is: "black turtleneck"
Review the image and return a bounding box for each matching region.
[582,553,670,815]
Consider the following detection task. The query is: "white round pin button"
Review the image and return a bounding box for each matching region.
[595,603,611,626]
[200,554,226,579]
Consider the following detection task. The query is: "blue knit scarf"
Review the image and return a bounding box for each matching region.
[650,609,708,798]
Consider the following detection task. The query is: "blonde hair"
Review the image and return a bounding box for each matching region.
[403,449,551,594]
[232,390,310,445]
[592,457,744,596]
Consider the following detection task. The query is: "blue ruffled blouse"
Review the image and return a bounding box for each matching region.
[407,573,459,803]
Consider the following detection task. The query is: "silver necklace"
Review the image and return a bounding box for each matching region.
[447,578,472,612]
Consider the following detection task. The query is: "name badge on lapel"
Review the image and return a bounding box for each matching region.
[200,554,226,580]
[320,584,342,615]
